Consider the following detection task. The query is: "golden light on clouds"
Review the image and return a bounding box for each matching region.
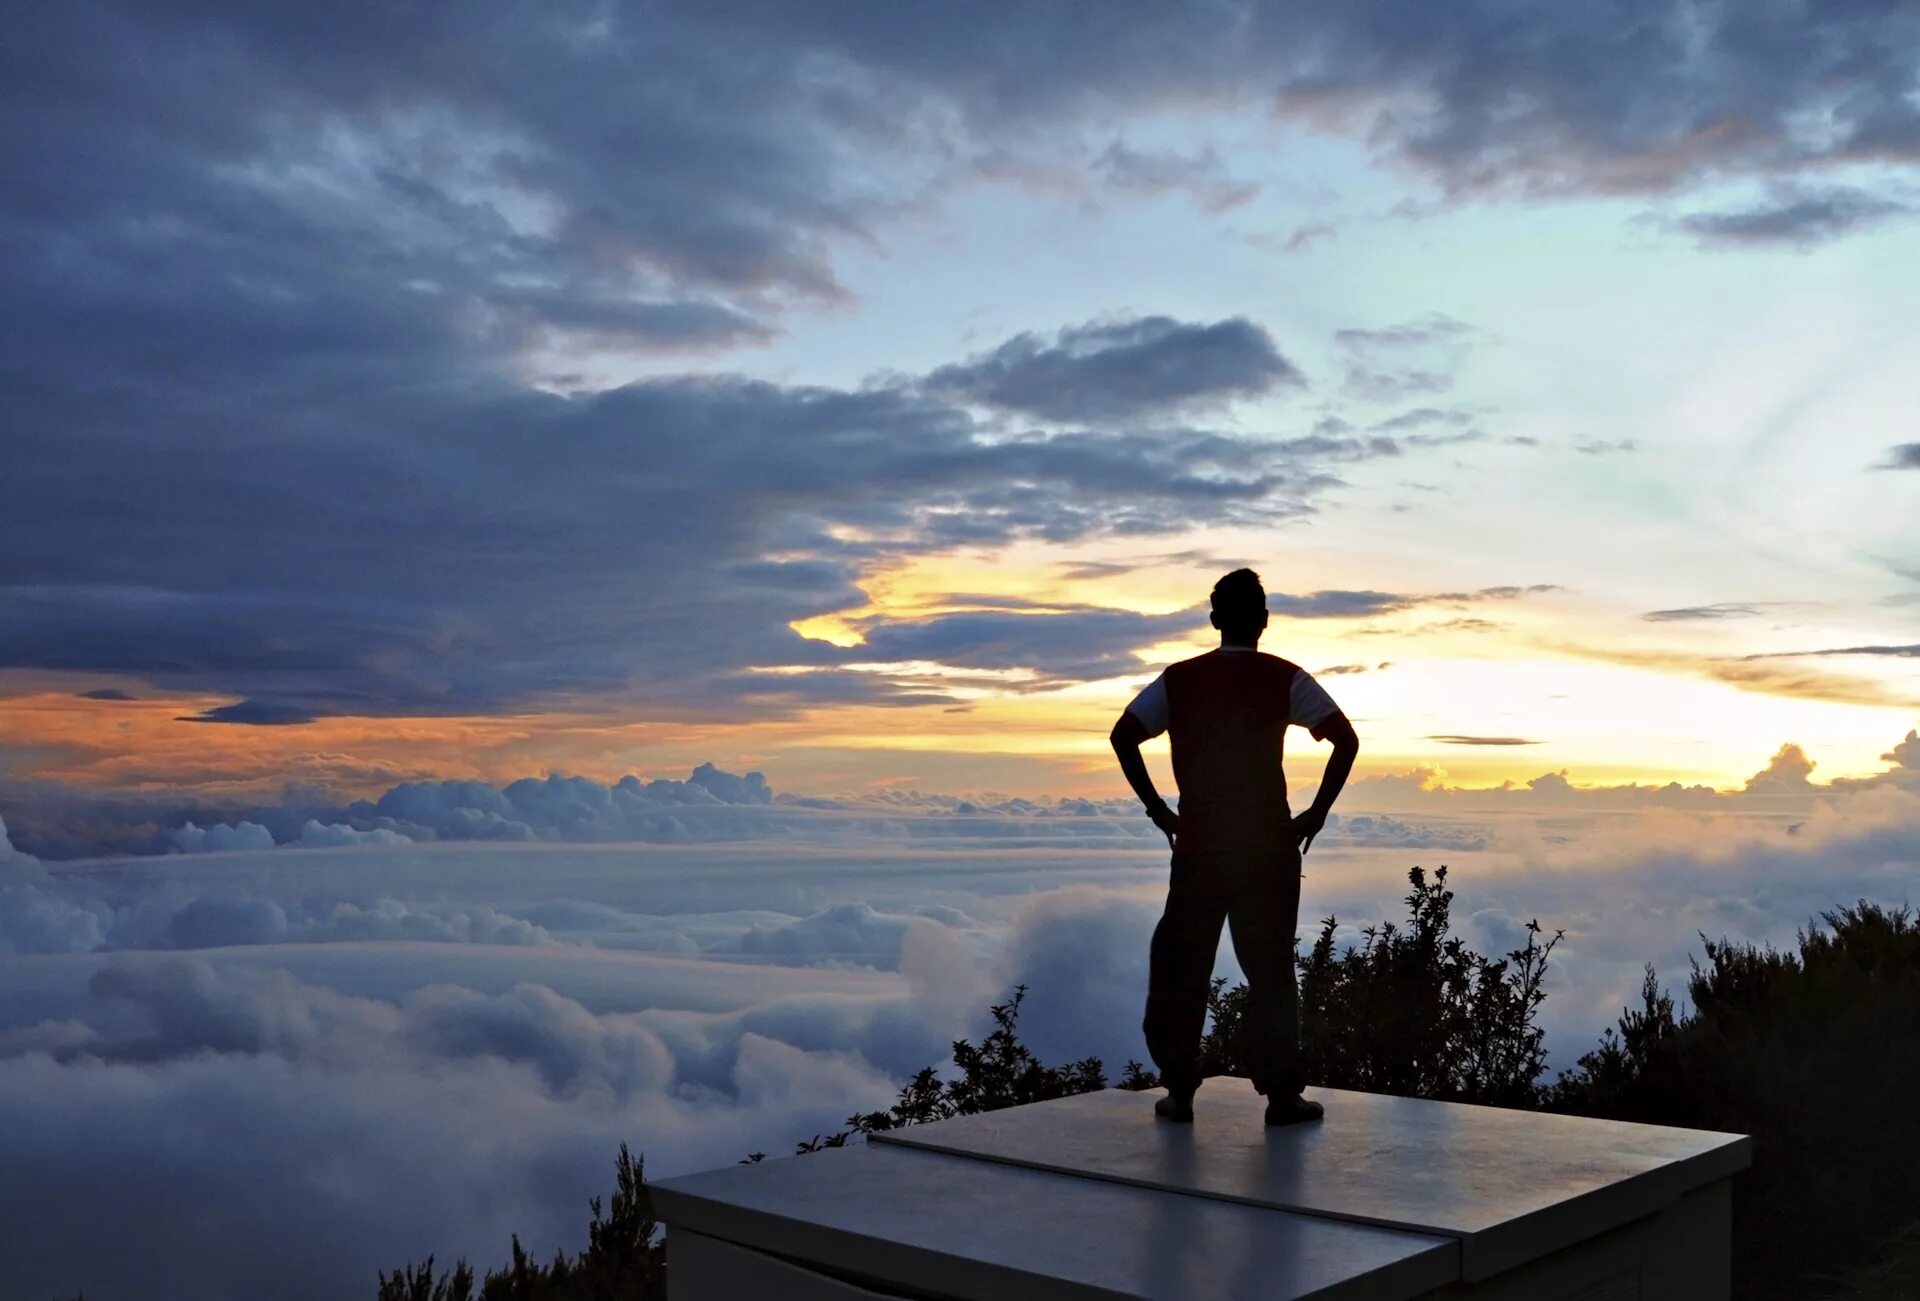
[6,533,1914,807]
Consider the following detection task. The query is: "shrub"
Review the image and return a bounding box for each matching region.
[1548,903,1920,1300]
[375,1144,663,1301]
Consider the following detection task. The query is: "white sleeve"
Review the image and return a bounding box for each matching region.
[1289,670,1340,738]
[1125,672,1169,739]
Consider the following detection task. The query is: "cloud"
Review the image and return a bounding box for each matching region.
[12,1,1916,732]
[1740,643,1920,661]
[1875,442,1920,471]
[1884,730,1920,772]
[179,699,326,726]
[295,821,413,848]
[3,728,1919,1297]
[4,364,1361,725]
[1566,645,1917,710]
[842,605,1197,685]
[1334,314,1478,351]
[1343,368,1454,401]
[1328,813,1488,851]
[1266,583,1556,621]
[739,903,969,970]
[171,821,277,854]
[1672,185,1913,248]
[1372,407,1475,433]
[0,761,1192,861]
[1092,141,1257,212]
[1428,735,1542,746]
[1742,743,1816,794]
[1270,590,1420,619]
[1642,603,1766,622]
[921,315,1304,424]
[0,951,908,1298]
[2,816,111,956]
[1335,314,1480,402]
[77,688,135,701]
[1283,221,1339,252]
[993,887,1159,1069]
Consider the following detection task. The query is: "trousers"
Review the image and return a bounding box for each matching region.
[1142,840,1304,1098]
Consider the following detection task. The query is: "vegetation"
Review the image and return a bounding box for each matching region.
[1545,903,1920,1299]
[375,1145,662,1301]
[374,871,1920,1301]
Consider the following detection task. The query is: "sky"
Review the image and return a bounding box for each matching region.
[5,0,1920,835]
[5,3,1920,1296]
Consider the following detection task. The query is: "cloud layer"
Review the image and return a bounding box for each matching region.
[4,723,1920,1297]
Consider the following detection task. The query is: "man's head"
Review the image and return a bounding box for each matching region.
[1209,568,1268,644]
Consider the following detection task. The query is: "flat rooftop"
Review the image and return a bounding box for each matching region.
[653,1080,1751,1299]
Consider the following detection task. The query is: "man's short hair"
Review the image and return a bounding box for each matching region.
[1211,568,1266,632]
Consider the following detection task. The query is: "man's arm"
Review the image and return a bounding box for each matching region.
[1293,710,1358,854]
[1111,711,1179,847]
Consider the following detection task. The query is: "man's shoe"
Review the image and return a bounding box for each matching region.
[1154,1092,1195,1123]
[1264,1094,1325,1127]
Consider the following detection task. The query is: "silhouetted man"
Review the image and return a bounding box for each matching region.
[1111,568,1359,1126]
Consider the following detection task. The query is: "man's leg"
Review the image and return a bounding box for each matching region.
[1223,841,1309,1108]
[1143,851,1229,1115]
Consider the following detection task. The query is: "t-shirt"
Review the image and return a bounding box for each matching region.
[1124,647,1340,853]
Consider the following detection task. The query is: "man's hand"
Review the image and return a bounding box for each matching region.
[1147,801,1180,848]
[1292,806,1327,855]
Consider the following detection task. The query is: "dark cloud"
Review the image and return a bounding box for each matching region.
[11,0,1920,732]
[922,316,1304,423]
[1876,442,1920,471]
[845,606,1198,685]
[1741,644,1920,661]
[1266,584,1556,621]
[179,700,325,727]
[1444,584,1562,601]
[1269,590,1419,619]
[1672,185,1912,248]
[1643,603,1766,622]
[5,364,1355,721]
[76,689,135,702]
[1573,438,1638,455]
[1372,408,1475,433]
[1428,735,1542,746]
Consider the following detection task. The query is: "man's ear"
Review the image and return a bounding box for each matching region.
[1208,609,1221,631]
[1257,610,1270,633]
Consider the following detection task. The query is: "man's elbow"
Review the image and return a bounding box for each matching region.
[1323,713,1359,752]
[1110,713,1144,750]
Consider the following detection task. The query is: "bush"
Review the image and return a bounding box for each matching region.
[846,986,1125,1135]
[1548,903,1920,1300]
[375,1144,664,1301]
[1194,865,1559,1106]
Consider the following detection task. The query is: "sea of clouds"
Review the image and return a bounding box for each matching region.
[2,734,1917,1298]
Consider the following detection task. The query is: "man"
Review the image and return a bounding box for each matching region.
[1110,568,1359,1127]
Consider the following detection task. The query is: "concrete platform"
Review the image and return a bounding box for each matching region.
[654,1141,1458,1300]
[871,1079,1749,1279]
[653,1082,1750,1299]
